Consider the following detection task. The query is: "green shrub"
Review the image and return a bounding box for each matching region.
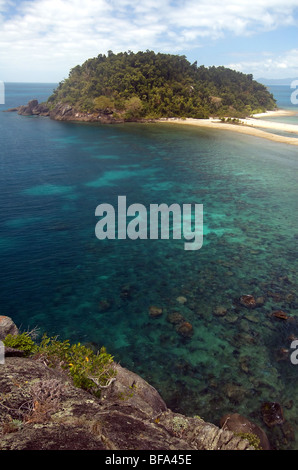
[35,334,71,367]
[35,334,116,397]
[3,332,37,356]
[3,332,116,397]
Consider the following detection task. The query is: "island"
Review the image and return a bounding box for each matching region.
[12,50,277,121]
[7,51,298,145]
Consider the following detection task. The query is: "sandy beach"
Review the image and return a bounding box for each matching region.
[158,109,298,146]
[252,109,297,118]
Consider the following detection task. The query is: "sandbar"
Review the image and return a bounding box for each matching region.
[158,110,298,146]
[252,109,296,118]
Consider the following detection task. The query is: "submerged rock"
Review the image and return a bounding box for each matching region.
[213,306,228,316]
[239,356,250,374]
[167,312,185,325]
[149,305,163,318]
[166,313,194,338]
[120,284,133,300]
[271,310,290,320]
[255,296,265,307]
[261,402,284,428]
[222,383,247,404]
[267,291,283,302]
[176,321,193,338]
[275,347,290,361]
[224,313,238,323]
[239,295,257,309]
[244,313,259,323]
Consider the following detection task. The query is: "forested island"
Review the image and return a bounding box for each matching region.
[12,50,277,122]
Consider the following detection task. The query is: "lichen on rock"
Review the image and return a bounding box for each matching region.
[0,317,255,450]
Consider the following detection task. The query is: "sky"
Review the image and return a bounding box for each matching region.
[0,0,298,83]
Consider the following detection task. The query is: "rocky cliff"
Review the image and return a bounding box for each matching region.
[6,100,130,123]
[0,316,266,451]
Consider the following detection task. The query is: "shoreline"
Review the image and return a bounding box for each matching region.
[157,109,298,146]
[252,109,297,118]
[7,101,298,146]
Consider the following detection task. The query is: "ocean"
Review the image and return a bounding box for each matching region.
[1,83,298,449]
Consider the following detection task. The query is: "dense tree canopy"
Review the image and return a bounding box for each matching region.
[47,50,276,119]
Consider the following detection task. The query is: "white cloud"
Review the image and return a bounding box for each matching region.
[166,0,298,36]
[0,0,298,81]
[228,49,298,78]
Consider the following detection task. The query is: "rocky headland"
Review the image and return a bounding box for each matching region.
[0,316,272,451]
[6,100,130,123]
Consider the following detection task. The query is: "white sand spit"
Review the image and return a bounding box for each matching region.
[157,111,298,146]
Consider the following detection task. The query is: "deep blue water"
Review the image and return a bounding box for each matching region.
[1,83,298,449]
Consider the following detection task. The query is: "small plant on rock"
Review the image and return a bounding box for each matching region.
[172,416,189,436]
[234,432,262,450]
[35,334,116,397]
[3,332,37,356]
[25,378,64,424]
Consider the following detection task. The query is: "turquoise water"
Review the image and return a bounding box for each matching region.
[268,84,298,111]
[1,84,298,449]
[262,85,298,126]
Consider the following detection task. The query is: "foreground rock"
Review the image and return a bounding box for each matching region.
[0,315,19,338]
[0,356,255,450]
[0,317,254,450]
[220,413,271,450]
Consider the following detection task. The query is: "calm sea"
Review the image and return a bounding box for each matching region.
[1,83,297,449]
[262,84,298,126]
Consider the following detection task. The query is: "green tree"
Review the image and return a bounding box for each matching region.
[47,50,277,120]
[124,96,143,118]
[93,95,114,112]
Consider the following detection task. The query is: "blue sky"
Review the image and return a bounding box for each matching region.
[0,0,298,82]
